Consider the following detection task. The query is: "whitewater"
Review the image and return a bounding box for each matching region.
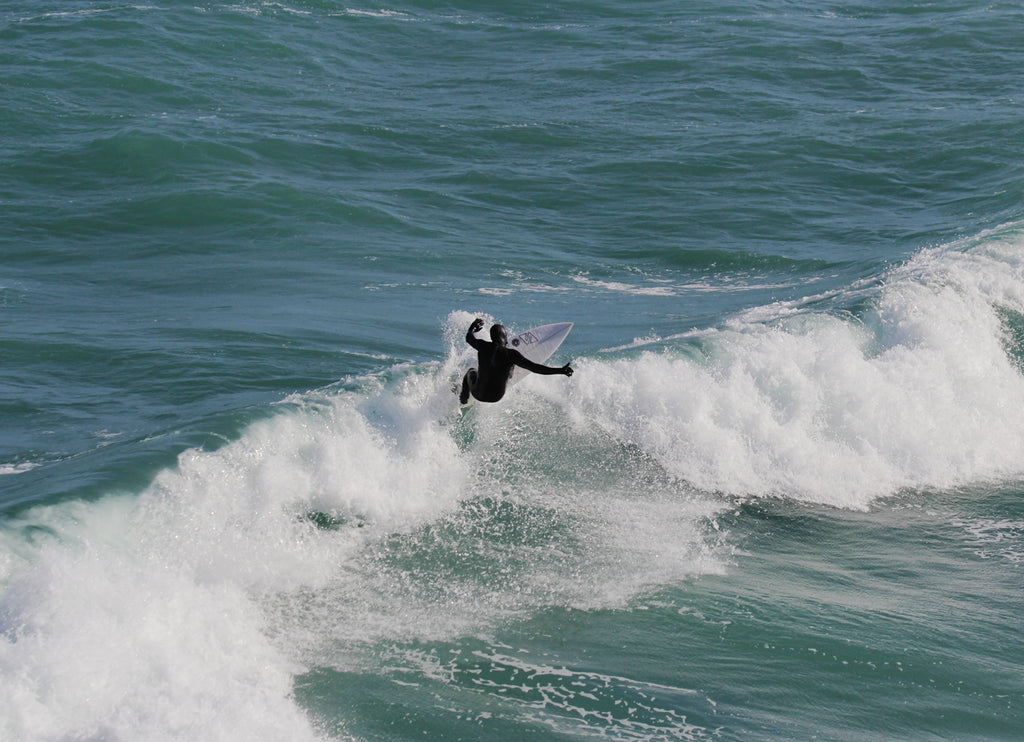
[4,227,1024,740]
[3,1,1024,739]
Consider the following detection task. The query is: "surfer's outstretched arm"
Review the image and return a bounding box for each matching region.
[510,351,574,377]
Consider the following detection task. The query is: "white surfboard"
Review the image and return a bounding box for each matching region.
[459,322,573,406]
[508,322,573,384]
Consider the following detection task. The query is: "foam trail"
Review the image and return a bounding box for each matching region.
[12,228,1019,736]
[0,463,38,476]
[0,316,725,739]
[267,314,725,663]
[568,227,1024,508]
[0,380,469,741]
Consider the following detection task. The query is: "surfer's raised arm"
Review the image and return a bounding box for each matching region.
[465,317,487,350]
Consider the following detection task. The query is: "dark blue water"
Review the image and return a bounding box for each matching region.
[2,2,1023,739]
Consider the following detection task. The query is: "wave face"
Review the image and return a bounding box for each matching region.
[3,0,1024,739]
[4,226,1024,739]
[572,228,1024,507]
[0,328,721,740]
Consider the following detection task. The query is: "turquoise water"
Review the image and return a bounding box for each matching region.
[2,2,1023,739]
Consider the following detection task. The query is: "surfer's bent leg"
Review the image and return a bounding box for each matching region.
[459,368,477,405]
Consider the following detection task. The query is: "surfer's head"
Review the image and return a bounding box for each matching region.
[490,324,508,346]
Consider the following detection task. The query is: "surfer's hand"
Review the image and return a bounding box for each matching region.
[470,318,485,332]
[562,364,574,377]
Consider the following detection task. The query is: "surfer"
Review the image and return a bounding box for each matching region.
[459,318,574,404]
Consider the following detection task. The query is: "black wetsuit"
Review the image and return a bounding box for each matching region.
[460,321,572,404]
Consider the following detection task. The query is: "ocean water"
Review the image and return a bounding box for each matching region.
[2,1,1023,740]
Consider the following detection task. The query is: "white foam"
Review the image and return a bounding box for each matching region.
[0,377,470,741]
[568,227,1024,508]
[571,272,820,298]
[953,515,1024,564]
[0,351,721,737]
[0,496,321,741]
[0,463,38,476]
[336,8,415,21]
[572,275,678,296]
[0,314,715,738]
[7,229,1021,736]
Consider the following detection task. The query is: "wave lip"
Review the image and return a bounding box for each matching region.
[571,227,1024,508]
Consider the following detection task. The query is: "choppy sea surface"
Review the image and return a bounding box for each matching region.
[2,2,1023,740]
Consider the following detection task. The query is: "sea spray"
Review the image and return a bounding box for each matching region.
[0,383,469,741]
[0,341,726,739]
[0,494,327,742]
[3,229,1022,737]
[568,230,1024,507]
